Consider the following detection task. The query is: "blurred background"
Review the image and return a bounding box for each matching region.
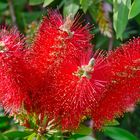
[0,0,140,140]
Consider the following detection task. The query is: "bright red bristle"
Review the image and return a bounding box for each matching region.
[92,38,140,128]
[27,10,93,76]
[0,27,31,114]
[22,10,94,116]
[42,49,110,130]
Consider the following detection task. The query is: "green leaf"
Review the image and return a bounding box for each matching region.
[74,125,92,135]
[104,119,120,126]
[80,0,93,13]
[0,122,9,129]
[63,0,79,17]
[113,0,131,39]
[70,134,85,139]
[129,0,140,19]
[22,11,42,25]
[27,133,36,140]
[88,3,99,21]
[70,125,92,139]
[0,133,9,140]
[104,127,138,140]
[0,116,11,130]
[77,136,96,140]
[13,0,27,10]
[4,131,32,139]
[43,0,54,7]
[29,0,44,5]
[0,2,7,11]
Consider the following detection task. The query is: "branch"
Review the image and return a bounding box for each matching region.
[8,0,17,27]
[108,36,113,51]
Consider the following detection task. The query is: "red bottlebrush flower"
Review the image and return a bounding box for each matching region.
[0,27,31,114]
[92,38,140,128]
[28,10,93,76]
[23,10,94,115]
[44,49,110,130]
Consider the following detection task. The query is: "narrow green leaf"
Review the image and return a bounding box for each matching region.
[104,127,138,140]
[23,11,42,25]
[77,136,96,140]
[0,2,8,11]
[0,116,11,130]
[4,131,32,139]
[80,0,93,13]
[70,125,93,139]
[29,0,44,6]
[113,0,131,39]
[0,122,9,129]
[43,0,54,7]
[63,0,79,17]
[0,133,9,140]
[129,0,140,19]
[104,119,120,126]
[27,133,36,140]
[74,125,92,135]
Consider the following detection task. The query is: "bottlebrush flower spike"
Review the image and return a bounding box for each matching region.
[23,10,94,114]
[28,10,93,76]
[0,27,30,114]
[92,38,140,128]
[44,49,110,130]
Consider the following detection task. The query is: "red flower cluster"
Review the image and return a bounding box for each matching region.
[44,49,110,129]
[93,38,140,128]
[0,27,31,114]
[0,10,140,130]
